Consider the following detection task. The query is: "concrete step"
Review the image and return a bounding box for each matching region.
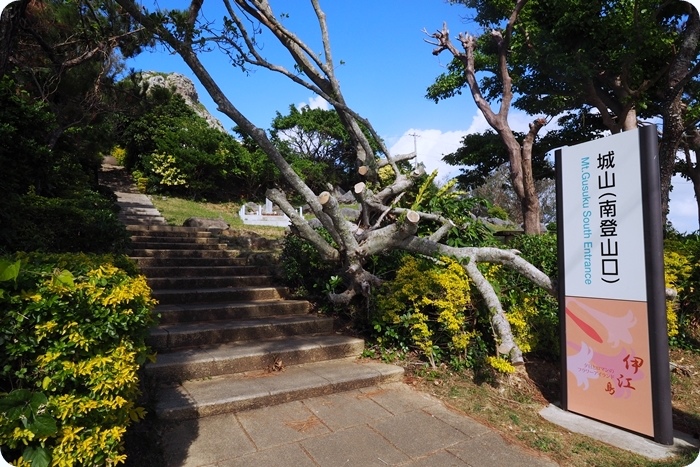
[130,241,228,251]
[146,334,365,383]
[120,207,162,217]
[107,197,406,425]
[126,225,210,234]
[147,275,276,290]
[129,249,240,259]
[130,235,221,245]
[132,256,250,268]
[154,358,404,420]
[120,216,167,225]
[152,285,287,304]
[127,228,214,238]
[148,314,334,350]
[155,299,309,324]
[140,265,274,278]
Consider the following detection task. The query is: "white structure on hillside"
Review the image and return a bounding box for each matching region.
[239,199,300,227]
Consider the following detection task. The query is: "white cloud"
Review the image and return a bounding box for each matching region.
[387,109,537,183]
[465,111,490,134]
[669,175,699,233]
[297,95,330,110]
[389,128,467,181]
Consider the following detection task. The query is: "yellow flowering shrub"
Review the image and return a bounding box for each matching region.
[0,253,156,466]
[147,152,188,187]
[663,250,690,339]
[486,356,516,374]
[374,255,477,367]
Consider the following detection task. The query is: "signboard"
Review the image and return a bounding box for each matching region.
[555,125,672,445]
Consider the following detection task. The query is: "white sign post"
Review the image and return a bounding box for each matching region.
[555,125,672,445]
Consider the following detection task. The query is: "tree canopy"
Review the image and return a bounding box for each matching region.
[429,0,700,227]
[270,105,373,193]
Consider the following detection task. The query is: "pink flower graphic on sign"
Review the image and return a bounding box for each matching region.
[569,298,637,347]
[568,341,597,390]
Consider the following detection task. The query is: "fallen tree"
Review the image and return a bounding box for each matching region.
[114,0,557,364]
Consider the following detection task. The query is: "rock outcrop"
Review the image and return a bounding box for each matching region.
[140,71,226,133]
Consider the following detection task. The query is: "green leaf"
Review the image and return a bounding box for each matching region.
[23,446,51,467]
[53,269,74,288]
[0,260,21,282]
[0,389,32,411]
[29,392,48,412]
[28,414,58,437]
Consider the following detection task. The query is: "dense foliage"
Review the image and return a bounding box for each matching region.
[0,253,156,466]
[365,232,700,371]
[373,256,479,369]
[280,230,339,300]
[369,235,557,372]
[270,105,383,193]
[119,84,278,201]
[431,0,700,229]
[664,235,700,349]
[0,77,129,255]
[0,190,129,255]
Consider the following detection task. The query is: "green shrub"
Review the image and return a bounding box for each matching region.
[280,231,405,306]
[0,190,129,254]
[0,77,55,198]
[110,146,127,166]
[280,231,338,299]
[490,233,560,358]
[487,205,509,221]
[413,177,495,248]
[121,89,276,201]
[0,253,155,466]
[371,235,560,371]
[665,235,700,348]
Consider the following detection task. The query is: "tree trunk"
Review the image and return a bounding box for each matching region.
[659,9,700,229]
[427,10,544,235]
[660,95,684,227]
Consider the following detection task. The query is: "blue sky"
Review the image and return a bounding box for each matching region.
[127,0,699,233]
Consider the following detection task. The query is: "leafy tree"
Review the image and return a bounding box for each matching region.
[121,84,276,200]
[444,130,554,191]
[0,2,153,252]
[443,109,605,225]
[0,0,154,195]
[0,77,128,254]
[0,77,56,198]
[115,0,558,365]
[428,0,700,228]
[270,105,377,193]
[232,128,281,199]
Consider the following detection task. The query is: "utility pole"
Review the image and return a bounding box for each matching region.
[409,132,420,166]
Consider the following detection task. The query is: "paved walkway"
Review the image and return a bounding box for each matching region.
[159,382,556,466]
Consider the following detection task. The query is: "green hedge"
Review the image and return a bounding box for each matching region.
[0,253,156,466]
[0,190,130,255]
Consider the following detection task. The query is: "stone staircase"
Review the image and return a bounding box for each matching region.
[120,195,403,423]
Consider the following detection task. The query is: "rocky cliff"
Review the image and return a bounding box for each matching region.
[140,71,226,133]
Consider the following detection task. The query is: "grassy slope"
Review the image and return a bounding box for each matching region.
[149,196,286,239]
